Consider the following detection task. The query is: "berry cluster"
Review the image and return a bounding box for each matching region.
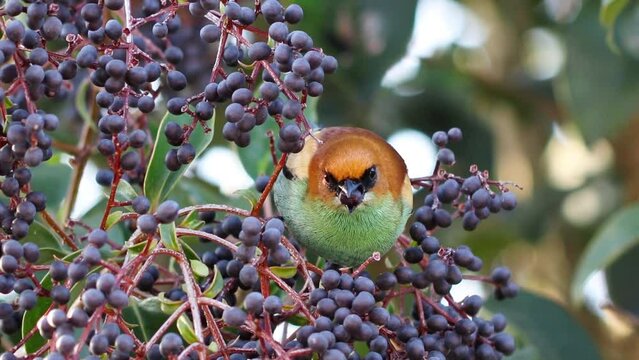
[0,110,54,239]
[289,268,516,360]
[213,4,337,152]
[412,128,518,232]
[161,0,337,167]
[0,1,519,359]
[119,197,517,359]
[36,281,132,358]
[0,240,39,335]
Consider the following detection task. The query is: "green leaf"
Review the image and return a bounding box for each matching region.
[23,297,52,353]
[36,248,68,265]
[601,0,630,27]
[31,162,73,212]
[158,292,184,315]
[572,205,639,302]
[353,341,369,356]
[177,314,198,344]
[165,176,248,212]
[28,220,67,253]
[190,259,209,278]
[179,239,200,262]
[104,178,138,202]
[286,313,311,326]
[203,267,224,299]
[563,2,639,143]
[486,289,602,360]
[180,210,203,229]
[126,238,156,257]
[122,297,171,341]
[159,222,179,251]
[105,211,124,230]
[82,198,127,245]
[144,112,215,208]
[208,341,219,353]
[75,78,97,131]
[23,250,82,353]
[236,118,279,179]
[269,265,298,279]
[504,346,541,360]
[3,95,13,109]
[233,188,260,208]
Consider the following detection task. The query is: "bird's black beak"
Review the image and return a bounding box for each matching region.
[338,179,364,213]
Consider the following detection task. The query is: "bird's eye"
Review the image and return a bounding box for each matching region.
[367,166,377,180]
[324,172,338,192]
[362,166,377,189]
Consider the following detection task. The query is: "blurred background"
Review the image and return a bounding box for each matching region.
[38,0,638,358]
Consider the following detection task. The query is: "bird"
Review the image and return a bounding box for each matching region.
[273,127,413,267]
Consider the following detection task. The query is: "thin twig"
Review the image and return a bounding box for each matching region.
[143,302,190,354]
[251,153,288,216]
[175,228,238,252]
[178,204,251,218]
[40,210,77,250]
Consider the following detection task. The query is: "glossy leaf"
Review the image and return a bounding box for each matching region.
[122,297,171,341]
[105,211,123,230]
[82,198,128,246]
[269,265,298,279]
[158,293,184,315]
[304,96,320,127]
[202,267,224,299]
[31,161,73,212]
[601,0,630,29]
[236,118,279,179]
[23,297,52,353]
[3,95,13,109]
[286,313,311,326]
[571,205,639,302]
[233,188,260,208]
[74,78,97,130]
[144,112,215,208]
[180,210,203,229]
[190,259,209,278]
[36,247,68,265]
[126,238,156,257]
[486,289,601,360]
[165,176,247,211]
[180,239,201,263]
[28,220,67,253]
[159,222,179,251]
[177,314,198,344]
[103,178,138,202]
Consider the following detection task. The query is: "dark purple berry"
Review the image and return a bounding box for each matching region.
[137,214,158,234]
[156,200,179,223]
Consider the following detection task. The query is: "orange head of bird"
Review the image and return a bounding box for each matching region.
[306,127,408,213]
